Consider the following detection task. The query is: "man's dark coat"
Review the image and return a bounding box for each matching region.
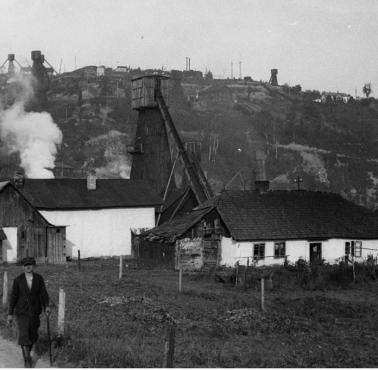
[8,273,49,317]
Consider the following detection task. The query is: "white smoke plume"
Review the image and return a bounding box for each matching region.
[7,73,35,105]
[0,102,62,178]
[0,73,63,178]
[95,152,131,179]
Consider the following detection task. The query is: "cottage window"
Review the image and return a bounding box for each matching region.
[253,243,265,260]
[353,241,362,257]
[274,242,286,258]
[345,242,350,255]
[346,241,362,257]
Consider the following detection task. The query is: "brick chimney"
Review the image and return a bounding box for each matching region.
[87,171,97,190]
[254,147,269,193]
[13,171,25,188]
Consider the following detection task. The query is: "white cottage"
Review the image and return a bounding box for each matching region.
[7,177,161,259]
[140,184,378,268]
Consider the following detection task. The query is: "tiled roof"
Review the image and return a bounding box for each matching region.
[147,190,378,241]
[0,179,162,210]
[209,190,378,240]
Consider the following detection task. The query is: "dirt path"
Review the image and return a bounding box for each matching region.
[0,336,50,368]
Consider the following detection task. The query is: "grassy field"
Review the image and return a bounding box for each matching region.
[1,259,378,368]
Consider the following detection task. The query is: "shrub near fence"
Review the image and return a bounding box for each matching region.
[214,258,378,291]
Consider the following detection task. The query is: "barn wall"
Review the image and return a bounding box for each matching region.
[220,237,378,266]
[0,185,50,262]
[47,227,66,263]
[40,207,155,258]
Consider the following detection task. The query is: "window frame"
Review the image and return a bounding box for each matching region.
[345,240,362,257]
[253,243,265,260]
[354,241,362,257]
[274,241,286,259]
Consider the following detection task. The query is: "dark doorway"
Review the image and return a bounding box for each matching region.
[309,242,322,263]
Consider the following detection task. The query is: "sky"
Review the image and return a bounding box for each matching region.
[0,0,377,96]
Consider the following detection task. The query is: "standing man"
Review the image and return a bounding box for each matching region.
[7,257,51,368]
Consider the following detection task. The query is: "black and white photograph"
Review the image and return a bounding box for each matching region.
[0,0,378,367]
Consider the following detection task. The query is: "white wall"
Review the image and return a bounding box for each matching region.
[2,227,18,262]
[41,207,155,258]
[220,237,378,267]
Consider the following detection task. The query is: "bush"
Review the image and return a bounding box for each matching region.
[215,258,378,291]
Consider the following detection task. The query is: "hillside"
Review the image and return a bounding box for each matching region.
[0,70,377,209]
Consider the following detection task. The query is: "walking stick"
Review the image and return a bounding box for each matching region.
[46,313,53,366]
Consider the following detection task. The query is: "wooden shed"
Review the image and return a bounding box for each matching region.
[0,181,66,264]
[134,205,226,271]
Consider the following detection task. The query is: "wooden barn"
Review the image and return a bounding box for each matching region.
[0,176,162,261]
[0,180,66,264]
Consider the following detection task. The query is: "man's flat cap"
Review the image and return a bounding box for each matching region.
[22,257,36,266]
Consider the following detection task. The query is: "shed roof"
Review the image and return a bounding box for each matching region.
[0,179,162,210]
[144,206,213,242]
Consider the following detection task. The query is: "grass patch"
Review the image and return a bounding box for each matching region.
[1,259,378,367]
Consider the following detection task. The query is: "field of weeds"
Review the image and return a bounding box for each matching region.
[1,259,378,367]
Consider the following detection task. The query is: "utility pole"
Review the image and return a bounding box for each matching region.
[239,61,242,79]
[231,62,233,79]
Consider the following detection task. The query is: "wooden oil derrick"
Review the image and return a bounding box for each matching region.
[129,74,212,214]
[269,69,278,86]
[129,75,175,197]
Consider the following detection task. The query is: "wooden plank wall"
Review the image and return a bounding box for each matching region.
[0,185,65,263]
[136,238,175,268]
[202,239,220,268]
[47,227,66,264]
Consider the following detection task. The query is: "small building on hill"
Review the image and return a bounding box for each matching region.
[0,176,161,262]
[136,182,378,269]
[96,65,106,77]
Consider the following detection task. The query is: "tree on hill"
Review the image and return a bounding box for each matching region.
[363,83,372,98]
[204,70,213,81]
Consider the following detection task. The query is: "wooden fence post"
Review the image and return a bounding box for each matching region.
[244,258,249,289]
[78,250,81,272]
[119,255,123,281]
[57,288,66,336]
[235,261,239,287]
[2,271,8,308]
[178,266,182,293]
[178,243,182,293]
[261,278,265,312]
[163,324,176,368]
[268,272,273,291]
[352,259,356,282]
